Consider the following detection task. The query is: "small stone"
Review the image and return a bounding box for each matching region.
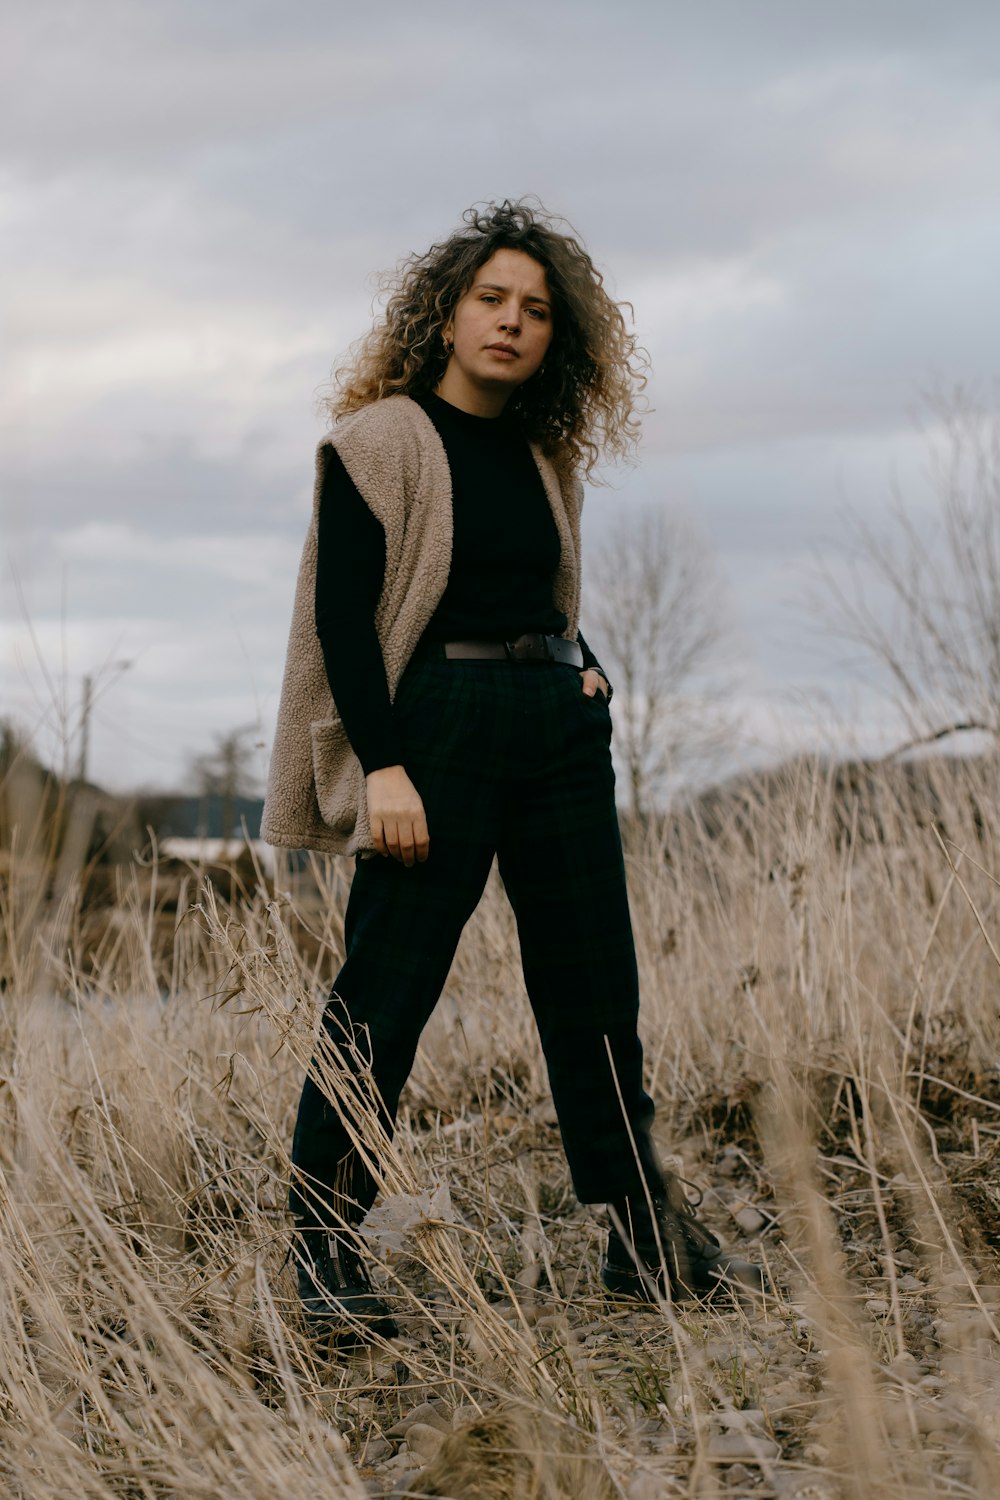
[381,1449,417,1472]
[865,1298,889,1316]
[896,1274,923,1292]
[917,1403,953,1437]
[932,1317,969,1346]
[702,1339,738,1364]
[712,1407,768,1435]
[532,1309,562,1330]
[941,1353,998,1381]
[776,1480,837,1500]
[754,1318,787,1337]
[733,1206,767,1235]
[361,1437,392,1463]
[629,1417,667,1436]
[708,1431,781,1462]
[391,1470,425,1496]
[764,1380,806,1417]
[627,1474,667,1500]
[722,1462,756,1488]
[888,1352,920,1382]
[405,1423,445,1461]
[881,1400,911,1440]
[529,1099,559,1125]
[386,1401,450,1438]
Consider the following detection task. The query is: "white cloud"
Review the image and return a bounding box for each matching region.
[53,521,302,586]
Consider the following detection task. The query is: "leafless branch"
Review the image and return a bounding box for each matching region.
[815,381,1000,739]
[586,507,736,818]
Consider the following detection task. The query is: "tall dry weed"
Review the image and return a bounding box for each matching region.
[0,750,998,1496]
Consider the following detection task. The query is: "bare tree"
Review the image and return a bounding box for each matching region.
[189,725,260,842]
[819,384,1000,754]
[586,506,735,819]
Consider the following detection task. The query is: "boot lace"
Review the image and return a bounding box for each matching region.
[657,1171,720,1260]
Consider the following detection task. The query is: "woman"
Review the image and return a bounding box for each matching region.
[262,199,761,1340]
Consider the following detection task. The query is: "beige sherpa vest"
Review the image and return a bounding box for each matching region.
[261,394,584,856]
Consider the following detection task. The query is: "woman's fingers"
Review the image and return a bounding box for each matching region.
[366,765,429,865]
[412,811,430,864]
[382,814,428,866]
[390,808,430,866]
[580,667,609,698]
[389,818,413,865]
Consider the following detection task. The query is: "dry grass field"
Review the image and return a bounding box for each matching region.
[2,751,999,1499]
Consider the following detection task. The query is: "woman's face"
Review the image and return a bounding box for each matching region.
[437,247,554,416]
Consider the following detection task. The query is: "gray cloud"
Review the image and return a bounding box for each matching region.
[3,0,998,789]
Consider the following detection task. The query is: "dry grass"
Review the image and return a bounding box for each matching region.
[2,750,999,1498]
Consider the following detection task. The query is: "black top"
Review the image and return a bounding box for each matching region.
[314,391,604,774]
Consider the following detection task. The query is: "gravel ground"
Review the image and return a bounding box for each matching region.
[289,1119,1000,1500]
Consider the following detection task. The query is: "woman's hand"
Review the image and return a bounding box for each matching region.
[580,668,609,699]
[366,765,429,865]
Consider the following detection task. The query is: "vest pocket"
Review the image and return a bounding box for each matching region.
[310,716,365,835]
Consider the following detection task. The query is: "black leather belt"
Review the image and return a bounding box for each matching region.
[417,633,584,667]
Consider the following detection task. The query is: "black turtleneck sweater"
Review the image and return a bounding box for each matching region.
[314,391,605,774]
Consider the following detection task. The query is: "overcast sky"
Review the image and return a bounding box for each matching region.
[3,0,999,796]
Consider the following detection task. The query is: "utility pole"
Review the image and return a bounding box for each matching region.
[221,732,238,843]
[76,673,93,784]
[76,661,131,786]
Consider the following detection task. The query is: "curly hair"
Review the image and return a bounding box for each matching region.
[324,198,648,480]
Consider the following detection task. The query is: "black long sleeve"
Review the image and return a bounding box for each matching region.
[314,449,402,775]
[576,629,603,678]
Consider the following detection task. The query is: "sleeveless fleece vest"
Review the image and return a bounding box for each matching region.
[261,394,584,856]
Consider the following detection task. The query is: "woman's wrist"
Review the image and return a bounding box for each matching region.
[366,763,407,780]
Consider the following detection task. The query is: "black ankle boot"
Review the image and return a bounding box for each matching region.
[602,1171,767,1302]
[295,1229,399,1343]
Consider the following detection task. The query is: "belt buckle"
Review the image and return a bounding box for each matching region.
[506,633,549,662]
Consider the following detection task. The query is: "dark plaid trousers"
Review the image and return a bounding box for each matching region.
[290,650,664,1232]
